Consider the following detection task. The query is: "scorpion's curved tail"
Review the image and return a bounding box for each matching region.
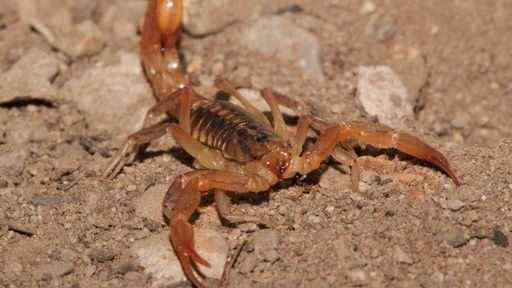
[141,0,187,101]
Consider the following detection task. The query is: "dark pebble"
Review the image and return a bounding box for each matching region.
[31,195,66,206]
[88,248,115,263]
[491,229,509,248]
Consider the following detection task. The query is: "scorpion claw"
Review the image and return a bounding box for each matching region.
[170,216,210,287]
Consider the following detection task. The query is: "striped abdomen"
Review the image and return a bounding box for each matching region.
[189,100,276,162]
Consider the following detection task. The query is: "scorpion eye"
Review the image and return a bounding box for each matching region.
[256,133,269,142]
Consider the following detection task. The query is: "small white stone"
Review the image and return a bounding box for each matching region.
[360,1,376,15]
[132,230,228,287]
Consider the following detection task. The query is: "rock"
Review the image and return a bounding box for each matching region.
[51,20,105,59]
[253,230,280,263]
[61,52,154,137]
[441,228,467,248]
[17,0,104,59]
[99,2,146,44]
[333,235,353,260]
[135,184,167,225]
[240,16,325,80]
[357,65,414,128]
[8,117,50,144]
[33,261,74,280]
[0,49,61,103]
[360,1,376,15]
[346,268,368,284]
[183,0,294,36]
[490,229,509,248]
[439,199,465,211]
[393,245,414,264]
[88,248,116,263]
[0,148,28,177]
[17,0,72,29]
[31,195,67,206]
[132,230,228,286]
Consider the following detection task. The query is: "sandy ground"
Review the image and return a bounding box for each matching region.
[1,0,511,287]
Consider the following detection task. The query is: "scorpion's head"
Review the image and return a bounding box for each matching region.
[258,138,293,178]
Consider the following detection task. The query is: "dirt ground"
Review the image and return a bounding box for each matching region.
[1,0,512,287]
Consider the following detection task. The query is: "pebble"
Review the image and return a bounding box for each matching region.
[33,261,74,280]
[17,0,104,59]
[0,49,61,103]
[333,235,353,260]
[253,230,281,262]
[114,260,139,275]
[54,20,105,59]
[393,245,414,264]
[132,230,227,286]
[240,16,325,80]
[61,52,154,137]
[88,248,116,263]
[491,229,509,248]
[442,228,467,248]
[346,268,368,284]
[357,65,414,128]
[31,195,67,206]
[0,149,28,177]
[360,1,376,15]
[183,0,294,36]
[135,184,168,225]
[439,199,465,211]
[450,116,466,129]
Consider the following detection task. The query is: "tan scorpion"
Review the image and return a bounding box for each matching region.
[103,0,461,287]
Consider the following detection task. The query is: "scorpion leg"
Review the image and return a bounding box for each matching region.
[261,88,289,139]
[103,88,189,179]
[102,122,172,179]
[214,77,272,128]
[163,170,268,287]
[283,120,341,178]
[214,190,268,226]
[330,144,361,192]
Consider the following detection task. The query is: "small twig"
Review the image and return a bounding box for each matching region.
[220,240,247,287]
[59,177,80,191]
[7,223,35,237]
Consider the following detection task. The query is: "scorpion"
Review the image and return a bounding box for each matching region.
[103,0,460,287]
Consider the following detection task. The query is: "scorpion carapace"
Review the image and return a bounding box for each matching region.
[103,0,461,287]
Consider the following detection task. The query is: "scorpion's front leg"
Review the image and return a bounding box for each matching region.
[163,170,267,288]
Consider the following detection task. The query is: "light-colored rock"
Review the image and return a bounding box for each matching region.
[439,199,465,211]
[346,268,368,284]
[0,49,60,103]
[0,147,28,177]
[17,0,72,29]
[357,65,414,128]
[135,184,168,224]
[393,245,414,264]
[17,0,104,59]
[240,16,325,80]
[253,230,280,263]
[61,52,154,137]
[183,0,294,36]
[99,1,147,43]
[33,261,74,280]
[132,230,228,287]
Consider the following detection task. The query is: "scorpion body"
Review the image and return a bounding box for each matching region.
[103,0,461,287]
[189,99,276,163]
